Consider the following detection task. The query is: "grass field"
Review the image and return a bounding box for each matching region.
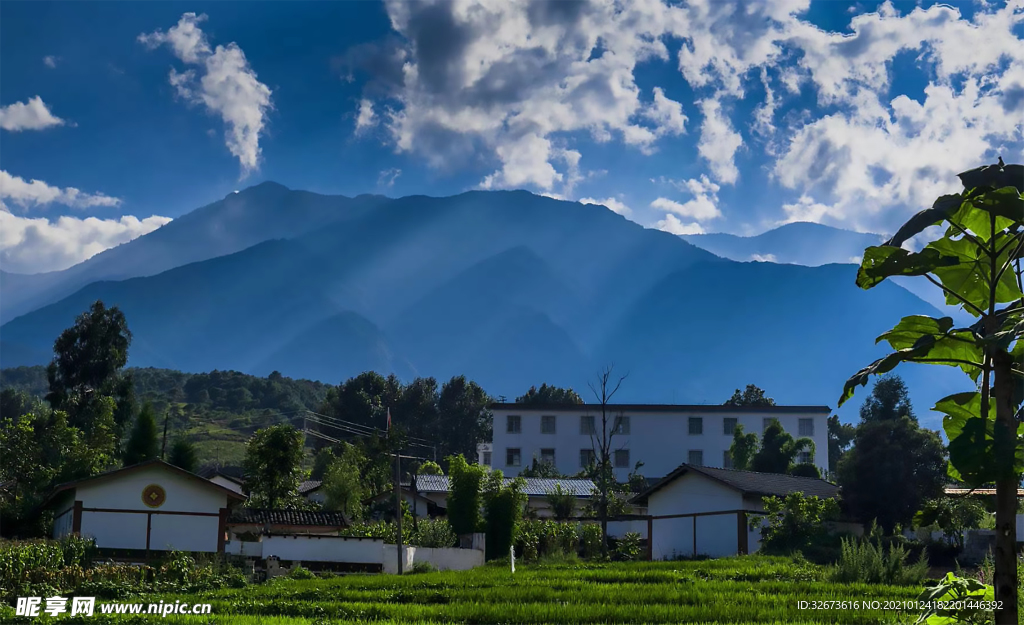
[4,556,930,624]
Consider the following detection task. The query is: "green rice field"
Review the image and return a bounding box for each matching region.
[3,556,930,624]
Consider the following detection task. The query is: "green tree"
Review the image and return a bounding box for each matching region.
[724,384,776,406]
[750,420,815,475]
[789,463,822,478]
[482,470,527,560]
[45,301,136,442]
[446,454,486,536]
[915,496,988,550]
[728,424,758,471]
[123,402,160,466]
[323,443,366,520]
[827,415,856,474]
[838,159,1022,623]
[516,383,584,405]
[520,457,563,478]
[837,379,950,533]
[859,375,915,423]
[311,447,337,481]
[437,376,492,462]
[243,424,304,510]
[417,460,443,475]
[757,492,840,555]
[167,438,199,473]
[546,484,577,521]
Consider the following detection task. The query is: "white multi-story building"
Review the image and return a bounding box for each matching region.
[487,403,831,480]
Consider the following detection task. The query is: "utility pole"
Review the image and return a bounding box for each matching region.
[394,445,403,575]
[161,413,170,459]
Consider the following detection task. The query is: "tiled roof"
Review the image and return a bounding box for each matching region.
[413,475,596,497]
[634,464,839,502]
[298,480,323,494]
[228,508,349,527]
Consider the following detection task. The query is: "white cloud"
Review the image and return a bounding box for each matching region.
[355,99,377,135]
[696,98,743,184]
[43,55,59,69]
[0,171,121,210]
[377,167,401,187]
[0,96,65,132]
[650,175,724,223]
[579,196,633,217]
[0,211,171,273]
[654,213,705,235]
[140,13,272,175]
[750,253,778,262]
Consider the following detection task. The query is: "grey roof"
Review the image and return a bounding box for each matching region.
[634,464,839,503]
[298,480,323,494]
[228,508,349,527]
[413,474,596,497]
[490,403,830,414]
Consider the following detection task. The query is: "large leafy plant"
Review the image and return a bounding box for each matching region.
[838,159,1023,624]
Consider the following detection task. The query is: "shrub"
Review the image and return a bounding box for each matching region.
[580,523,603,559]
[830,536,929,585]
[287,565,316,580]
[614,532,643,561]
[758,492,840,556]
[410,561,437,574]
[409,519,458,548]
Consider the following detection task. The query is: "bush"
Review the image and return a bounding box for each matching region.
[580,523,603,560]
[287,565,316,580]
[410,561,437,574]
[830,536,929,585]
[409,519,458,548]
[758,493,840,556]
[613,532,643,561]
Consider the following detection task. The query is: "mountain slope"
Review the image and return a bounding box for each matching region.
[0,183,389,323]
[0,188,961,426]
[680,222,885,266]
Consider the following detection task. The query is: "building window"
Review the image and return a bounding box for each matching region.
[580,449,596,467]
[723,450,733,469]
[689,417,703,435]
[506,448,521,467]
[541,415,557,434]
[540,448,556,466]
[613,415,631,435]
[797,450,814,465]
[482,451,492,466]
[798,418,814,437]
[580,415,596,435]
[507,415,521,434]
[688,450,704,466]
[763,417,776,433]
[614,449,630,468]
[723,417,737,436]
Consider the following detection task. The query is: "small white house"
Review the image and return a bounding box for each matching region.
[298,480,326,505]
[46,459,246,555]
[633,464,840,560]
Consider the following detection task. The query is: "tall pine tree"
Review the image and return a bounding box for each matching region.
[123,403,160,466]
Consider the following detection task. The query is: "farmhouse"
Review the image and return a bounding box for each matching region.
[45,459,245,556]
[489,403,831,481]
[632,463,840,560]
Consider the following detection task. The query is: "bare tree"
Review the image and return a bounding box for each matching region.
[586,365,628,556]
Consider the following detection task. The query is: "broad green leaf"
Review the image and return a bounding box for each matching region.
[928,235,1023,312]
[856,245,959,289]
[875,317,983,379]
[887,194,962,247]
[947,189,1022,244]
[876,315,954,348]
[957,161,1024,194]
[936,391,1024,485]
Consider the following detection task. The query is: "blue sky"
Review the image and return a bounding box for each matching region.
[1,0,1022,274]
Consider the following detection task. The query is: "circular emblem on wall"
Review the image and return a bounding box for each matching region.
[142,484,166,508]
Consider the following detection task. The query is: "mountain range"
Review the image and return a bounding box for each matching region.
[0,183,967,426]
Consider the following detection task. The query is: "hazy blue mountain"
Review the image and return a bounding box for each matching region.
[0,183,388,323]
[0,186,962,427]
[680,222,885,265]
[681,222,970,324]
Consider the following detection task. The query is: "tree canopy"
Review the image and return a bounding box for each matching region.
[724,384,776,406]
[515,383,584,405]
[243,424,305,510]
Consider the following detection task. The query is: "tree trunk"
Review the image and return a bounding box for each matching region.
[992,352,1018,625]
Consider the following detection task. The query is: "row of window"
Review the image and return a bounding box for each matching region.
[505,415,816,436]
[502,448,632,468]
[496,448,814,469]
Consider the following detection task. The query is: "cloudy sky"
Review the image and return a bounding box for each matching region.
[1,0,1022,274]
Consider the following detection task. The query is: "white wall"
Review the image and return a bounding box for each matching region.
[647,472,746,560]
[149,514,220,552]
[225,540,264,557]
[80,511,148,550]
[413,546,485,571]
[492,406,829,481]
[263,535,384,564]
[53,507,74,539]
[382,545,416,574]
[78,465,230,513]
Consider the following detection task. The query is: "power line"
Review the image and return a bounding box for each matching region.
[304,410,439,446]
